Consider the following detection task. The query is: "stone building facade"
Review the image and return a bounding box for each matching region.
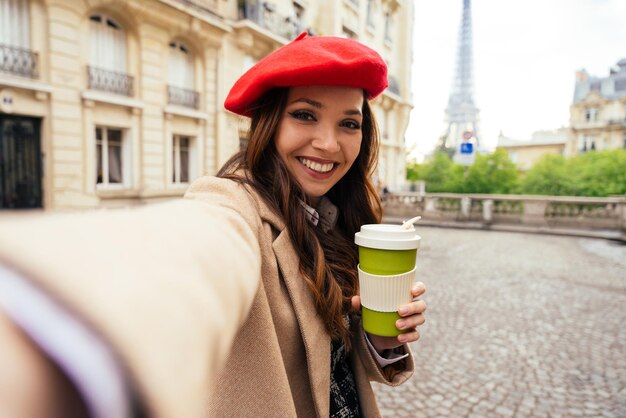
[496,129,567,171]
[0,0,413,210]
[568,58,626,156]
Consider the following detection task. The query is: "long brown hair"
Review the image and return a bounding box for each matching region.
[218,87,382,348]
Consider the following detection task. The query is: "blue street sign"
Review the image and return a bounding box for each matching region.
[460,143,474,154]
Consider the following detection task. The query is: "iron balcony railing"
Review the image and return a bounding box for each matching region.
[240,1,304,40]
[0,43,39,79]
[87,66,134,96]
[167,85,200,109]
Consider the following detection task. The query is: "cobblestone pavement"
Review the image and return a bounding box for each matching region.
[373,227,626,418]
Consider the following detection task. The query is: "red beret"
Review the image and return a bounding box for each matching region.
[224,32,388,117]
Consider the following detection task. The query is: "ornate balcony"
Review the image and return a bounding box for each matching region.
[87,66,134,96]
[167,85,200,109]
[239,1,304,40]
[0,44,39,79]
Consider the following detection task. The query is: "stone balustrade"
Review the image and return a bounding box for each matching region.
[382,192,626,241]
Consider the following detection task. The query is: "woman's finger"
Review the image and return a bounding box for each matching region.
[398,299,427,317]
[397,329,420,343]
[411,282,426,298]
[396,314,425,330]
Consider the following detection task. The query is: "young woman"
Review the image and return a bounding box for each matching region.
[0,33,426,418]
[184,33,427,416]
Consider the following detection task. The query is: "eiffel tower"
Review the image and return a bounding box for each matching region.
[440,0,480,154]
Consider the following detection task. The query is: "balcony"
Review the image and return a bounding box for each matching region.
[167,85,200,109]
[239,1,304,40]
[0,44,39,79]
[87,66,134,96]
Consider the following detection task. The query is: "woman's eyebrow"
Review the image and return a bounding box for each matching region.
[289,98,322,108]
[288,98,362,116]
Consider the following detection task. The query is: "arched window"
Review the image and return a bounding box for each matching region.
[0,0,30,48]
[168,41,194,90]
[0,0,37,78]
[89,14,126,72]
[167,41,198,108]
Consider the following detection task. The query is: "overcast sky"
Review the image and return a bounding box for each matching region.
[406,0,626,159]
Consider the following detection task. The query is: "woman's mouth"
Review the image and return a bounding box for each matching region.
[297,157,337,174]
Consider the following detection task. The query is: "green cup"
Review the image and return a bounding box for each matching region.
[355,224,421,336]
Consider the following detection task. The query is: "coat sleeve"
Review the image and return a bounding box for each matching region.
[351,315,415,385]
[0,180,263,418]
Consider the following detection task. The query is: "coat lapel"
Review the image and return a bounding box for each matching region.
[273,229,330,418]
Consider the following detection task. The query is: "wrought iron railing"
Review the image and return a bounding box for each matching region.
[87,66,134,96]
[167,85,200,109]
[0,43,39,78]
[240,1,304,40]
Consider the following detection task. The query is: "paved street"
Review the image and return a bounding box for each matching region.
[373,227,626,418]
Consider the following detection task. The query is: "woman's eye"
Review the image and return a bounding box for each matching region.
[341,120,361,130]
[289,110,316,121]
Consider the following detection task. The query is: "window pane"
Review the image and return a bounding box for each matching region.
[96,127,103,183]
[107,129,123,184]
[172,137,177,183]
[107,128,122,145]
[96,142,103,184]
[180,147,189,183]
[108,142,122,183]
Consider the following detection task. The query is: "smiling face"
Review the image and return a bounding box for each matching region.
[274,85,364,205]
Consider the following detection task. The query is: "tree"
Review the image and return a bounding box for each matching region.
[520,154,574,196]
[463,150,519,194]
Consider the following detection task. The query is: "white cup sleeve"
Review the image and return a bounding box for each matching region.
[358,265,416,312]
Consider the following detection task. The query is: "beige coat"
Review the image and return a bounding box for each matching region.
[0,175,414,418]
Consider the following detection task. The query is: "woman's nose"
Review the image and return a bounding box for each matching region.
[311,126,340,153]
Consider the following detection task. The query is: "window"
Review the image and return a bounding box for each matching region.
[0,0,30,48]
[366,0,375,29]
[89,14,126,72]
[96,127,129,186]
[239,136,248,151]
[342,26,357,40]
[168,41,194,90]
[384,13,393,42]
[0,0,37,78]
[293,2,305,32]
[172,135,196,184]
[584,108,597,122]
[167,41,198,108]
[580,135,595,152]
[88,14,132,95]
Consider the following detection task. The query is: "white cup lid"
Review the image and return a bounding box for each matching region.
[354,224,421,250]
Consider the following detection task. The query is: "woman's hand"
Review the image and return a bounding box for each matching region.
[351,282,426,353]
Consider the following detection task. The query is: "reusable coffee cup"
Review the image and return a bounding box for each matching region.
[354,220,421,337]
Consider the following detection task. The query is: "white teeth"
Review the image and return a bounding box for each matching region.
[298,157,334,173]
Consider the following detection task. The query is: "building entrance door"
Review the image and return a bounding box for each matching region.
[0,115,43,209]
